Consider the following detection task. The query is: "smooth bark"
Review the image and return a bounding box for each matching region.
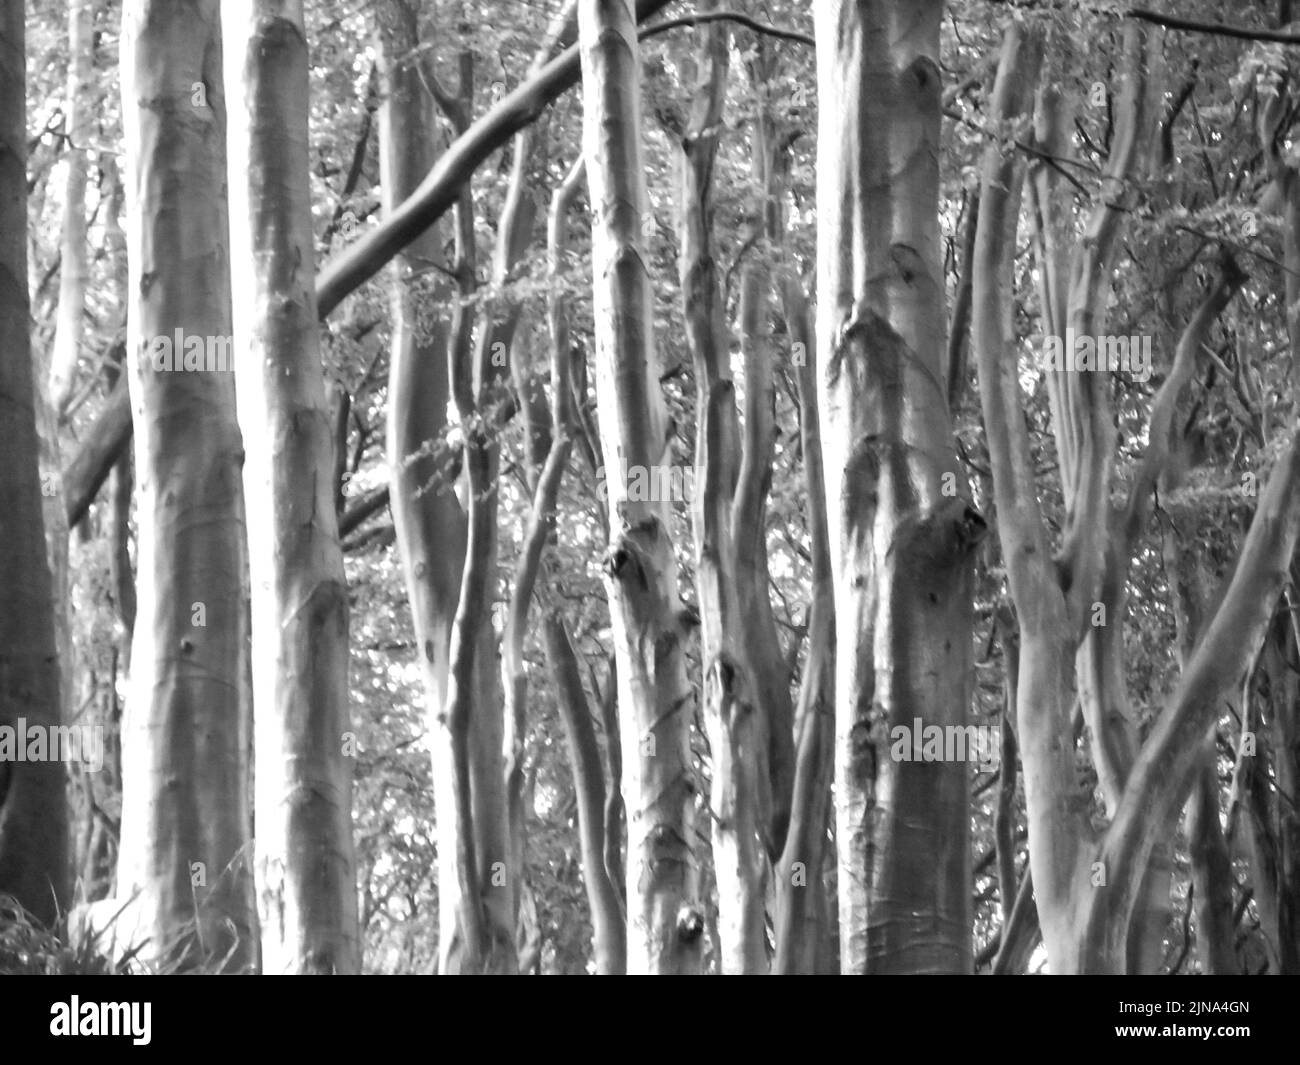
[0,0,68,927]
[224,0,359,974]
[58,0,675,520]
[579,0,703,974]
[115,0,257,970]
[816,0,983,974]
[773,267,835,973]
[48,0,93,414]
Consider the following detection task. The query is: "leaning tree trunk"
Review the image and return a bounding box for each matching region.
[579,0,703,975]
[376,5,512,973]
[115,0,257,970]
[815,0,983,974]
[0,0,68,927]
[974,14,1300,973]
[224,0,359,974]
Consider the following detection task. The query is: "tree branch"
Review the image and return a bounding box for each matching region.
[1128,8,1300,46]
[639,12,813,48]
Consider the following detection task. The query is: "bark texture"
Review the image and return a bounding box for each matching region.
[59,0,675,518]
[0,0,68,927]
[974,15,1300,973]
[115,0,257,970]
[579,0,703,974]
[48,0,93,414]
[224,0,359,974]
[815,0,983,974]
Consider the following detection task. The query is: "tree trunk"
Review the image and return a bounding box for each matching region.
[59,0,676,521]
[377,6,469,973]
[772,266,835,973]
[115,0,257,971]
[1186,734,1237,973]
[537,155,627,973]
[320,0,672,318]
[659,8,767,974]
[48,0,93,414]
[0,0,68,927]
[1082,439,1300,970]
[579,0,703,974]
[544,613,627,973]
[494,2,576,931]
[734,71,795,858]
[440,163,516,971]
[224,0,359,974]
[815,0,983,974]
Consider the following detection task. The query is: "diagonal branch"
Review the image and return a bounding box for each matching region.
[1087,433,1300,969]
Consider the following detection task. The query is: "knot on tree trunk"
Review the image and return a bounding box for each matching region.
[893,496,988,572]
[675,904,704,945]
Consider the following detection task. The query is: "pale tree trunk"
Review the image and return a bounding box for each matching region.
[1077,32,1174,971]
[1082,443,1300,970]
[58,0,675,520]
[432,49,516,974]
[579,0,703,974]
[539,156,627,973]
[0,0,68,927]
[973,17,1108,974]
[376,5,464,972]
[975,15,1300,973]
[1049,23,1243,972]
[48,0,93,415]
[773,259,835,974]
[377,5,513,973]
[115,0,257,970]
[545,617,630,973]
[538,153,627,967]
[815,0,983,974]
[658,9,765,974]
[377,6,471,974]
[736,50,796,858]
[224,0,359,974]
[441,168,516,972]
[489,1,575,932]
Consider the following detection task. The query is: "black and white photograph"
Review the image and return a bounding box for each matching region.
[0,0,1293,1034]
